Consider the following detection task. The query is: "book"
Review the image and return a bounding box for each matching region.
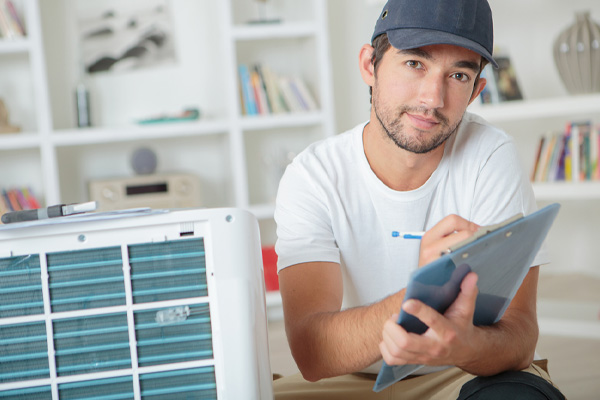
[22,187,41,209]
[238,64,257,115]
[278,76,304,112]
[493,56,523,102]
[250,66,270,115]
[254,64,273,113]
[0,1,12,39]
[0,192,7,221]
[564,123,573,182]
[539,133,557,182]
[374,203,561,392]
[0,0,23,37]
[0,0,23,39]
[576,122,592,180]
[530,135,545,182]
[260,65,287,114]
[593,125,600,180]
[290,76,318,111]
[555,134,568,181]
[549,133,565,182]
[479,63,500,104]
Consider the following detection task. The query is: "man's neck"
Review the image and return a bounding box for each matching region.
[362,121,446,192]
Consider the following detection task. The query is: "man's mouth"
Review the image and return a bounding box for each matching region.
[405,113,440,130]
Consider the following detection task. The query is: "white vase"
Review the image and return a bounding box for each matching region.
[553,11,600,94]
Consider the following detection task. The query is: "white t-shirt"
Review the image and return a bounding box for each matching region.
[275,112,547,310]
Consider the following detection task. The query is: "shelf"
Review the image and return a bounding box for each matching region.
[533,181,600,200]
[248,203,275,220]
[232,21,317,41]
[240,111,323,131]
[51,119,230,146]
[0,133,41,150]
[471,93,600,124]
[0,38,29,54]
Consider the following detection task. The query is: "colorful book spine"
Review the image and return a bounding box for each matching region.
[238,64,257,116]
[0,187,42,215]
[0,0,24,39]
[531,121,600,183]
[238,63,318,116]
[250,66,269,115]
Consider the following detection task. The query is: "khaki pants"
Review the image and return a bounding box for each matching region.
[273,360,559,400]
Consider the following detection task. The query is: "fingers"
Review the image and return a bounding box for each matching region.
[381,272,480,367]
[419,215,479,266]
[380,314,429,365]
[380,315,408,364]
[380,307,445,365]
[425,214,479,241]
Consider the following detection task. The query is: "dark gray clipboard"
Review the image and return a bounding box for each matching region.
[373,203,561,392]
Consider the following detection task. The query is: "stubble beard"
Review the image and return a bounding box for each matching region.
[372,86,462,154]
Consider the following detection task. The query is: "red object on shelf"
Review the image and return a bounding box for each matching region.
[262,246,279,291]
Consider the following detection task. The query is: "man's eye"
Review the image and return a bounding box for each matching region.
[451,72,470,82]
[406,60,423,69]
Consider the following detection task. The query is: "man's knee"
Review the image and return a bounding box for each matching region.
[457,371,565,400]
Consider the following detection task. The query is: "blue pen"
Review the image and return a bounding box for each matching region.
[391,231,425,239]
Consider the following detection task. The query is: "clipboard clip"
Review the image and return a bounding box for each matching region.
[439,212,524,257]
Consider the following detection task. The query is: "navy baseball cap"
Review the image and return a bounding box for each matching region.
[371,0,498,68]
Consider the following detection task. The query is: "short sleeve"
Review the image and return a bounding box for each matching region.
[274,160,340,272]
[471,139,550,267]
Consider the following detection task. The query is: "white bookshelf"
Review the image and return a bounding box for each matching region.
[533,182,600,200]
[0,0,335,230]
[471,93,600,125]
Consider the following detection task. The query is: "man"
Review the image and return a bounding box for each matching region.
[273,0,565,398]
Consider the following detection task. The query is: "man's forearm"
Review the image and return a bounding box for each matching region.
[287,289,405,382]
[458,308,538,376]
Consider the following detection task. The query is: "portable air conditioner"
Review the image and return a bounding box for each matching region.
[0,208,273,399]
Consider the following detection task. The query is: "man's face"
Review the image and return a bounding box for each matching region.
[371,44,482,154]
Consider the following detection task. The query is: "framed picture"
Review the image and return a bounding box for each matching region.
[479,55,523,104]
[76,0,177,74]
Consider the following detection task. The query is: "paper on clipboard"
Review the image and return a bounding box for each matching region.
[373,203,561,392]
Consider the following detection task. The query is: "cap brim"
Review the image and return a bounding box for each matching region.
[385,29,498,68]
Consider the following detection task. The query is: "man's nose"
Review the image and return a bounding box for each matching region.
[418,74,445,109]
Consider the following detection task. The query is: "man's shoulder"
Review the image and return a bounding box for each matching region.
[295,122,366,164]
[454,112,513,151]
[460,112,510,140]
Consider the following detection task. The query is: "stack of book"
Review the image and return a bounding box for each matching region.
[531,121,600,183]
[0,0,25,40]
[0,187,41,222]
[238,63,318,116]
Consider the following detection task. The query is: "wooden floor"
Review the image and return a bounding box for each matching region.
[267,272,600,399]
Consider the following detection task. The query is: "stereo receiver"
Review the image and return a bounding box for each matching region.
[88,173,201,212]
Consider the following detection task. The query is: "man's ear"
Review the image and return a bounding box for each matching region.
[468,77,487,105]
[359,44,376,87]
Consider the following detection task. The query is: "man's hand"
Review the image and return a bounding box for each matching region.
[379,271,480,368]
[418,214,479,267]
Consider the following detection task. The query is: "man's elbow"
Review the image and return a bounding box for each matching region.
[299,366,325,383]
[287,332,334,382]
[290,344,329,382]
